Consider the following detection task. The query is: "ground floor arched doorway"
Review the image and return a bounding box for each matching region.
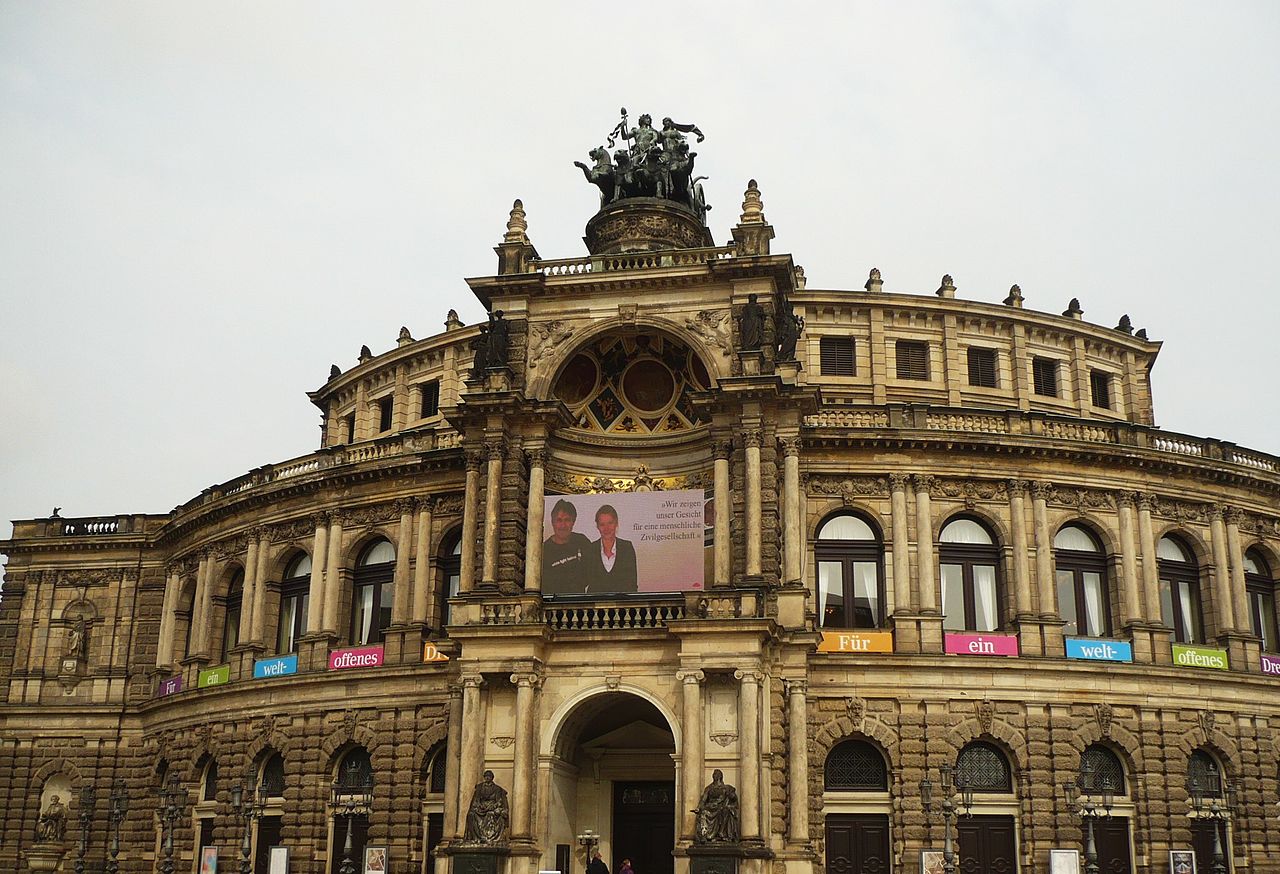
[544,691,677,874]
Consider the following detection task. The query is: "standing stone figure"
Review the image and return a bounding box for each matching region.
[692,769,740,843]
[65,621,85,660]
[776,309,804,361]
[739,294,767,351]
[463,770,509,844]
[36,795,68,843]
[486,311,511,369]
[469,325,490,380]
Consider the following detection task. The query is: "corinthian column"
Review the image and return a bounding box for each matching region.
[1208,506,1235,631]
[242,537,260,644]
[412,500,434,624]
[459,449,483,594]
[713,439,732,586]
[744,429,763,577]
[780,436,803,584]
[322,512,344,633]
[890,475,911,611]
[524,449,547,592]
[251,529,270,642]
[1225,507,1249,633]
[456,674,486,839]
[1030,482,1055,617]
[1008,480,1032,616]
[735,669,763,841]
[677,669,705,839]
[307,513,329,633]
[1136,493,1161,621]
[157,566,179,667]
[192,550,213,656]
[442,683,464,838]
[1116,493,1141,623]
[913,476,937,611]
[481,441,505,586]
[510,671,541,838]
[392,499,415,623]
[786,678,810,844]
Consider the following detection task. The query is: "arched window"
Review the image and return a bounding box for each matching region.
[351,540,396,646]
[824,739,888,791]
[337,747,374,790]
[436,531,463,633]
[201,758,219,802]
[940,517,1002,632]
[815,513,885,629]
[1158,535,1203,643]
[1080,744,1126,794]
[1054,524,1111,637]
[220,569,243,662]
[1187,749,1224,798]
[261,752,285,798]
[422,745,448,874]
[1244,549,1277,652]
[955,741,1012,792]
[276,553,312,655]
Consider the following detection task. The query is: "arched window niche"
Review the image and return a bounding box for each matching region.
[1054,523,1112,638]
[351,540,395,646]
[1158,535,1203,643]
[939,517,1003,632]
[815,513,885,630]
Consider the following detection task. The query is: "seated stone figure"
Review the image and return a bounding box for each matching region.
[693,769,740,843]
[463,770,509,844]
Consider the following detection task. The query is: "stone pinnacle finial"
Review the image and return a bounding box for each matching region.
[1063,298,1084,319]
[865,268,883,293]
[936,274,956,298]
[1004,284,1024,308]
[330,364,341,379]
[739,179,766,225]
[794,265,807,290]
[445,309,464,331]
[397,326,414,347]
[503,199,529,244]
[1115,314,1134,334]
[359,345,373,363]
[1135,328,1149,340]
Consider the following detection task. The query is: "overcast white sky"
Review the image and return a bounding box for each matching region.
[2,2,1278,544]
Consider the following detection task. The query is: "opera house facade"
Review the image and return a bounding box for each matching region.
[3,118,1279,874]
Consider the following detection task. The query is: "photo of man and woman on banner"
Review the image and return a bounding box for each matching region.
[541,490,707,594]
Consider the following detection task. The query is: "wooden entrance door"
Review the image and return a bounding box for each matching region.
[612,781,675,874]
[1092,817,1132,874]
[824,814,890,874]
[1192,820,1231,873]
[956,815,1016,874]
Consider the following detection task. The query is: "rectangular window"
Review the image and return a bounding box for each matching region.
[1090,370,1112,409]
[1249,587,1276,652]
[345,413,356,443]
[420,380,441,418]
[378,397,393,432]
[1032,357,1059,397]
[941,564,965,631]
[967,347,999,388]
[820,337,855,376]
[895,340,929,380]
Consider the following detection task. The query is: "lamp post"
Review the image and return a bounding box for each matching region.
[106,779,129,874]
[230,766,268,874]
[1187,762,1236,874]
[919,764,973,874]
[1060,761,1115,874]
[75,783,96,874]
[576,828,599,869]
[158,776,185,874]
[330,760,375,874]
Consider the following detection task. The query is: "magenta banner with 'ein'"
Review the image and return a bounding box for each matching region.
[944,632,1020,657]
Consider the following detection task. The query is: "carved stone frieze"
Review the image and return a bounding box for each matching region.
[526,320,579,381]
[342,503,400,528]
[806,475,889,503]
[545,467,705,494]
[936,478,1008,508]
[1048,485,1116,512]
[684,310,731,357]
[709,732,737,747]
[433,495,465,516]
[270,518,316,544]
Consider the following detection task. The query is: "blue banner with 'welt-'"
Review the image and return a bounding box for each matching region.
[253,654,299,679]
[1065,637,1133,662]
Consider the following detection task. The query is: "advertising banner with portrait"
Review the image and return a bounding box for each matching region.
[542,490,705,594]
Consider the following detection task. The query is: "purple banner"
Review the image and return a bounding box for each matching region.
[1262,654,1280,676]
[944,632,1020,657]
[156,674,183,697]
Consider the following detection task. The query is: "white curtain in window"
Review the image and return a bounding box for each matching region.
[1178,581,1198,641]
[973,565,997,631]
[854,561,879,625]
[818,561,842,624]
[1056,570,1078,634]
[356,586,375,644]
[941,564,964,630]
[1083,573,1104,636]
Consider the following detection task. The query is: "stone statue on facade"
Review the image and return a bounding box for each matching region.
[463,770,509,844]
[739,294,767,351]
[470,325,490,380]
[776,308,804,361]
[65,620,86,660]
[486,310,510,369]
[692,769,739,844]
[578,109,711,220]
[36,795,68,843]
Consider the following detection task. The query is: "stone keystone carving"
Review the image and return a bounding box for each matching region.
[463,769,509,844]
[1095,703,1114,738]
[692,768,740,844]
[977,699,995,735]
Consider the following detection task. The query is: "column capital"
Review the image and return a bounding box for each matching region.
[394,497,417,517]
[526,448,547,467]
[461,673,486,690]
[733,668,764,684]
[505,441,526,464]
[911,474,936,492]
[510,671,543,689]
[1007,479,1027,497]
[889,473,910,492]
[311,510,331,529]
[447,682,464,699]
[783,677,808,696]
[1224,506,1245,526]
[1029,480,1053,500]
[778,436,802,457]
[164,563,181,578]
[742,429,763,449]
[464,448,486,471]
[249,525,270,543]
[676,669,705,685]
[712,438,733,460]
[1134,491,1155,511]
[486,440,507,461]
[1206,504,1225,522]
[1114,490,1138,507]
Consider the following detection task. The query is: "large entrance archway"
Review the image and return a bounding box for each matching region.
[544,691,677,874]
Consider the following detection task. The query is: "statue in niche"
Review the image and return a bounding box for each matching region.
[65,620,86,661]
[463,770,509,844]
[36,795,68,843]
[776,309,805,361]
[470,325,490,379]
[692,769,740,843]
[739,294,766,351]
[485,311,510,369]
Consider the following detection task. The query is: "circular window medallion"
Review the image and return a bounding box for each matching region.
[621,359,676,413]
[555,355,598,406]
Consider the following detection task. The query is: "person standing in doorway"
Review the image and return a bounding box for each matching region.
[620,859,634,874]
[587,850,610,874]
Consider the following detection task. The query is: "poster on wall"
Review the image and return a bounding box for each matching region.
[1049,849,1081,874]
[364,846,388,873]
[919,850,945,874]
[199,847,218,874]
[541,490,705,594]
[268,847,289,874]
[1170,850,1196,874]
